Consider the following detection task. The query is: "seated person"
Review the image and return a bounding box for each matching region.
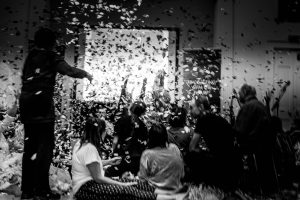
[112,101,148,176]
[72,117,156,200]
[167,105,192,154]
[138,123,187,199]
[187,95,242,191]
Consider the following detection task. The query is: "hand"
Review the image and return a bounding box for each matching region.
[264,90,272,105]
[86,72,93,83]
[109,156,122,166]
[121,171,136,179]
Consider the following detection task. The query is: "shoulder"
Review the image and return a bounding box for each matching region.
[83,143,98,151]
[168,143,181,156]
[77,142,98,155]
[50,51,64,62]
[140,149,155,162]
[168,143,179,150]
[116,115,131,125]
[142,149,154,156]
[244,99,267,113]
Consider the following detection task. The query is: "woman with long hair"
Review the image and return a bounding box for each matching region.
[72,117,156,200]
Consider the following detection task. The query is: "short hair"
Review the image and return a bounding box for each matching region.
[147,123,168,149]
[168,105,187,128]
[34,28,56,49]
[130,101,146,117]
[239,84,256,99]
[193,94,210,110]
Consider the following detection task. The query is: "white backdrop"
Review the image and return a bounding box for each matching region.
[80,28,175,103]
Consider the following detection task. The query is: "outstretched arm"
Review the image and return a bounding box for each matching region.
[87,162,136,186]
[55,60,93,82]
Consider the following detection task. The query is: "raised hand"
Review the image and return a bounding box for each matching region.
[264,90,272,105]
[86,72,93,83]
[232,89,238,99]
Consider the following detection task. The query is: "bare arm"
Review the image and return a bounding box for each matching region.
[102,157,122,167]
[87,162,135,186]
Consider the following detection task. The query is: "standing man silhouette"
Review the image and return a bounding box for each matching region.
[19,28,93,200]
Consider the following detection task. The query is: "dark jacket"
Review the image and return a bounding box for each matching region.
[234,96,272,152]
[20,49,88,124]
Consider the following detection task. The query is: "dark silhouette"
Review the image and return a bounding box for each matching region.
[234,84,278,194]
[167,105,192,155]
[186,95,242,191]
[111,101,148,176]
[19,28,92,200]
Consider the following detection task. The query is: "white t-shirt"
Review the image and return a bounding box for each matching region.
[71,141,104,194]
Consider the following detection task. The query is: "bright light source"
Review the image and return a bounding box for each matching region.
[82,28,170,102]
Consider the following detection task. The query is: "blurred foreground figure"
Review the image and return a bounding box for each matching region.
[19,28,92,200]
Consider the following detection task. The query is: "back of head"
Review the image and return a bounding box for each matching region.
[194,94,210,111]
[34,28,56,49]
[238,84,256,103]
[168,105,187,128]
[130,101,146,117]
[81,117,106,149]
[148,123,168,149]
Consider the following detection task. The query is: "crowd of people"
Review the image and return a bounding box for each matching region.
[0,27,300,200]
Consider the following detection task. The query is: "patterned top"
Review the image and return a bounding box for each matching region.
[138,143,184,192]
